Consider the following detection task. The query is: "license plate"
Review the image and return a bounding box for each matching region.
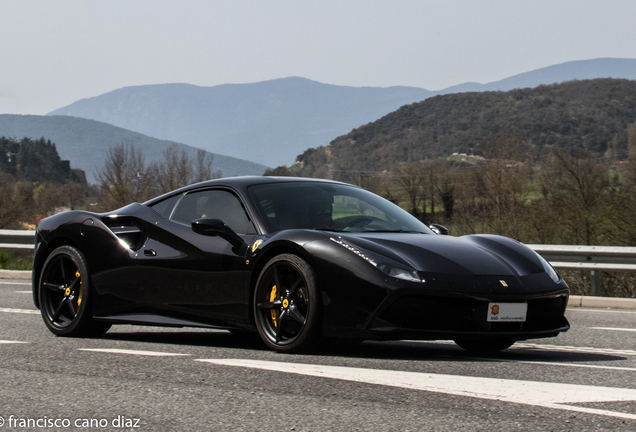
[487,302,527,322]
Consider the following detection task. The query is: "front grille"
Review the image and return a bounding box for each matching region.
[378,297,476,332]
[377,295,567,333]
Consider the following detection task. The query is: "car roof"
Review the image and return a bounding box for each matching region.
[143,176,350,206]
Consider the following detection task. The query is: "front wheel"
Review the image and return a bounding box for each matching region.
[454,338,515,352]
[253,254,321,353]
[38,246,111,337]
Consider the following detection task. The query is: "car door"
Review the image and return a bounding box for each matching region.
[135,188,257,326]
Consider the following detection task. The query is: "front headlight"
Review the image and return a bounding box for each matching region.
[377,263,422,282]
[331,237,423,283]
[533,251,561,283]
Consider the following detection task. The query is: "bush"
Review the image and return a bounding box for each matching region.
[0,250,33,271]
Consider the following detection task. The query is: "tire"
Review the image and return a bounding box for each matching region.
[38,246,111,337]
[454,338,515,352]
[253,254,322,353]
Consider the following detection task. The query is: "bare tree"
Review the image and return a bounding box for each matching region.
[97,143,152,210]
[153,145,218,194]
[393,162,426,218]
[194,148,219,182]
[539,150,610,245]
[436,162,456,220]
[0,172,22,228]
[155,145,194,193]
[473,132,529,239]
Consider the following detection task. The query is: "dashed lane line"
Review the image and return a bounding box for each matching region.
[412,340,636,356]
[0,281,30,285]
[0,307,40,315]
[493,359,636,372]
[0,340,28,344]
[592,327,636,332]
[568,308,636,315]
[515,342,636,356]
[198,358,636,421]
[78,348,191,357]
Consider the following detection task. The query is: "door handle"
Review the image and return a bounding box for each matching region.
[144,249,157,256]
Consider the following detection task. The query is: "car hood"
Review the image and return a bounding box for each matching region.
[339,232,545,277]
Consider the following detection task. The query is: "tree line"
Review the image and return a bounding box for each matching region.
[0,139,219,228]
[0,137,88,228]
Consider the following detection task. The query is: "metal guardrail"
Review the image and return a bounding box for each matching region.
[1,231,635,295]
[0,229,35,249]
[527,244,636,296]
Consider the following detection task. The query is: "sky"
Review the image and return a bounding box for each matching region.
[1,0,635,115]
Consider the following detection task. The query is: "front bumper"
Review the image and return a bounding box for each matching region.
[360,288,570,341]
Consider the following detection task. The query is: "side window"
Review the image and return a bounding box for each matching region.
[148,194,182,218]
[169,189,255,235]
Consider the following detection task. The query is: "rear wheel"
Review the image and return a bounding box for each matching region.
[454,338,515,352]
[254,254,321,353]
[38,246,111,337]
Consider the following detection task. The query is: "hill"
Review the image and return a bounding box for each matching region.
[0,115,267,184]
[295,79,636,179]
[47,59,636,169]
[48,78,434,167]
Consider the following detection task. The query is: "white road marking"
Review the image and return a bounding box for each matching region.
[0,340,28,344]
[0,307,40,315]
[0,281,30,285]
[15,290,32,293]
[78,348,190,357]
[198,359,636,420]
[568,308,636,315]
[514,342,636,356]
[592,327,636,332]
[405,340,636,356]
[498,359,636,372]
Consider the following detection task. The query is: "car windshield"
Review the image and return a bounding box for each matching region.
[248,182,433,234]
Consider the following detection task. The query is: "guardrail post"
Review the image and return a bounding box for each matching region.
[591,270,602,296]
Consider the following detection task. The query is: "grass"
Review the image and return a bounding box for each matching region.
[0,250,33,271]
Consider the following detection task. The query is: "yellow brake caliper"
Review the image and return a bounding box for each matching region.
[76,270,82,307]
[269,285,279,327]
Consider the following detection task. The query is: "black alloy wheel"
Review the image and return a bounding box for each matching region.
[254,254,321,353]
[38,245,111,337]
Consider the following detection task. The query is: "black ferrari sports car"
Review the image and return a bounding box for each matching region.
[32,176,569,353]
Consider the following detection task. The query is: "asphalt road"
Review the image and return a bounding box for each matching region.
[1,279,635,432]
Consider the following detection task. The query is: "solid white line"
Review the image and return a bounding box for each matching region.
[198,359,636,420]
[78,348,190,357]
[0,281,30,285]
[568,308,636,315]
[501,359,636,372]
[592,327,636,332]
[403,340,636,356]
[0,307,40,315]
[514,342,636,356]
[15,290,32,293]
[0,340,28,344]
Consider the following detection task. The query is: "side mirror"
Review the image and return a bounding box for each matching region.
[429,224,450,235]
[192,218,246,253]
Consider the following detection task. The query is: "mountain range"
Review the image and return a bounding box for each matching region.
[48,58,636,169]
[0,115,267,184]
